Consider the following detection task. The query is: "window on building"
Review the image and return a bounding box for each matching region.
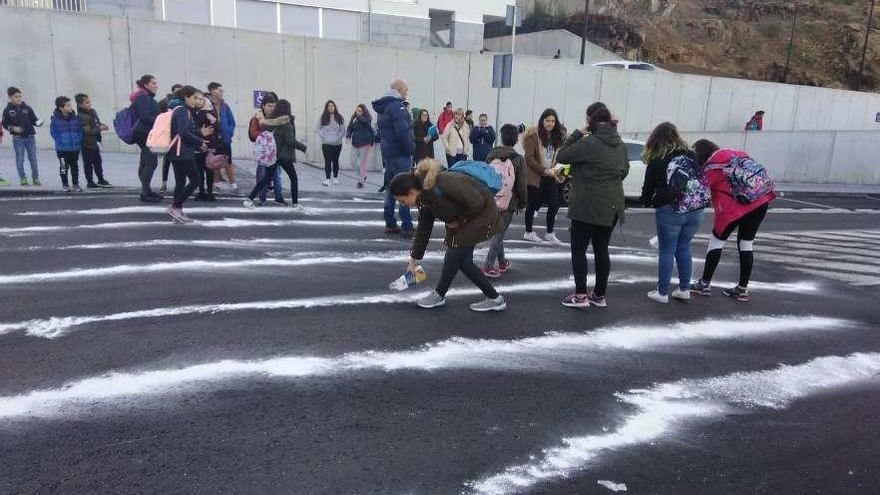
[429,9,455,48]
[323,8,361,42]
[236,0,276,33]
[280,3,319,37]
[165,0,210,24]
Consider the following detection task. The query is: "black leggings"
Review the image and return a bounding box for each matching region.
[57,151,80,187]
[701,204,769,288]
[162,155,171,183]
[570,219,615,296]
[196,154,213,195]
[435,245,499,299]
[248,160,299,204]
[525,177,561,234]
[138,145,158,195]
[322,144,342,179]
[81,147,104,183]
[171,159,200,208]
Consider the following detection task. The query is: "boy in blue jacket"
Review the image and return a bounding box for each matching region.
[50,96,83,192]
[470,113,496,162]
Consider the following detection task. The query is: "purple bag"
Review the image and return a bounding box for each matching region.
[113,106,136,145]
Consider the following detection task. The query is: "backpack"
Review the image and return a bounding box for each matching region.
[488,157,516,211]
[666,154,710,213]
[248,116,261,142]
[725,156,775,203]
[448,160,502,194]
[253,130,277,166]
[146,109,180,156]
[113,106,136,145]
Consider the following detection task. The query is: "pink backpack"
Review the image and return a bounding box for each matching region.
[146,109,180,156]
[489,157,516,211]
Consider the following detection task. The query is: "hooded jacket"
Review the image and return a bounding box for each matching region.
[2,102,39,137]
[346,113,375,148]
[470,125,496,162]
[557,124,629,227]
[50,109,83,153]
[129,88,160,145]
[77,107,103,149]
[703,148,776,234]
[409,160,501,260]
[485,146,529,212]
[372,90,415,162]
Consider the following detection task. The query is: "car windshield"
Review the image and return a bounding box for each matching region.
[625,142,644,162]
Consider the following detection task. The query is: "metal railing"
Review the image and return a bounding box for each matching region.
[0,0,87,13]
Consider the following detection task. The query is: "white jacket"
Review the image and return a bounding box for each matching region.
[441,122,472,157]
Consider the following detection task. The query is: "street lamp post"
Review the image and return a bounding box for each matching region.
[579,0,591,64]
[856,0,876,91]
[783,3,798,83]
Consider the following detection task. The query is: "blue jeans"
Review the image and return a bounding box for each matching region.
[12,136,39,180]
[485,209,514,267]
[383,156,413,230]
[655,206,705,295]
[255,164,283,202]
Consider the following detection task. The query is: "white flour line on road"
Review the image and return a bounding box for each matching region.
[788,267,880,287]
[0,218,392,236]
[0,316,851,419]
[465,351,880,495]
[0,278,820,339]
[0,249,658,286]
[758,246,880,267]
[775,197,842,209]
[15,206,381,216]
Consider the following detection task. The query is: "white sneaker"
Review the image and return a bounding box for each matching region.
[647,290,669,304]
[242,199,255,209]
[229,182,238,192]
[523,231,542,243]
[322,179,330,187]
[332,178,340,185]
[671,288,691,301]
[289,203,304,212]
[544,233,564,245]
[469,296,507,312]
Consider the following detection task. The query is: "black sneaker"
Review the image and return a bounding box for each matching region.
[140,194,161,203]
[722,286,750,302]
[691,279,712,297]
[205,193,217,202]
[86,182,100,189]
[194,192,210,201]
[588,292,607,308]
[274,198,289,206]
[378,185,386,193]
[356,182,364,189]
[97,179,112,187]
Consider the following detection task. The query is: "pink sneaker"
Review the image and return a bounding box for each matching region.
[498,259,511,273]
[482,266,501,279]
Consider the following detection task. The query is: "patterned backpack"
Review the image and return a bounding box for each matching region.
[725,156,775,203]
[253,130,277,167]
[666,154,710,213]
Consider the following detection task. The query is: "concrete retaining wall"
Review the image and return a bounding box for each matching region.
[1,7,879,184]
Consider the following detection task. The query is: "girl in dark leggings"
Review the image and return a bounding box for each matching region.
[391,158,506,313]
[243,99,307,209]
[691,140,776,302]
[165,86,208,224]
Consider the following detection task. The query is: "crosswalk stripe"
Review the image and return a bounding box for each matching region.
[758,238,880,258]
[0,316,851,419]
[466,351,880,495]
[757,246,880,267]
[787,266,880,286]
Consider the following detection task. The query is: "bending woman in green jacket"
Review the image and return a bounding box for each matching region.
[556,105,629,309]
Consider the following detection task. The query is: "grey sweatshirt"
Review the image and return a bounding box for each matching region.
[317,120,345,145]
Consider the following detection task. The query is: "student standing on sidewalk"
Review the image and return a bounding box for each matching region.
[131,75,161,202]
[75,93,111,188]
[50,96,83,192]
[413,109,438,163]
[165,86,207,224]
[691,139,776,302]
[373,77,416,237]
[0,125,7,186]
[470,113,496,162]
[522,108,566,245]
[391,159,506,312]
[557,106,628,310]
[437,102,454,134]
[2,86,42,186]
[317,100,345,186]
[244,99,307,210]
[640,123,705,304]
[346,104,375,189]
[440,108,471,167]
[482,123,528,278]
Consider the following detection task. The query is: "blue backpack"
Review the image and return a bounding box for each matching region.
[448,160,502,194]
[113,106,136,145]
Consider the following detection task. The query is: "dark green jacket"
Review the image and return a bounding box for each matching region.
[77,108,103,149]
[410,161,501,260]
[271,120,307,162]
[556,124,629,227]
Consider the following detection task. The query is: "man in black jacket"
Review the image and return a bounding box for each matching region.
[1,87,42,186]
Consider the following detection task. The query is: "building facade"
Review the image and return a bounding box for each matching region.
[23,0,511,52]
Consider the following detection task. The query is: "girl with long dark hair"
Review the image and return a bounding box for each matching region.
[413,109,438,162]
[165,86,207,223]
[346,103,375,189]
[522,108,566,245]
[317,100,345,186]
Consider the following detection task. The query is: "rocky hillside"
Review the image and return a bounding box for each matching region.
[510,0,879,91]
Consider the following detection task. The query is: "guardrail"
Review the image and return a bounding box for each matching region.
[0,0,87,13]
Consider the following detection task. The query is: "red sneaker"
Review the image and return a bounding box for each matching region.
[481,266,501,279]
[498,259,512,273]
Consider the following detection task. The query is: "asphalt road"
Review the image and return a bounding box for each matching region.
[1,191,879,495]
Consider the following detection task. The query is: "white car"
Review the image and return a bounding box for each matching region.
[591,60,657,71]
[560,139,646,204]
